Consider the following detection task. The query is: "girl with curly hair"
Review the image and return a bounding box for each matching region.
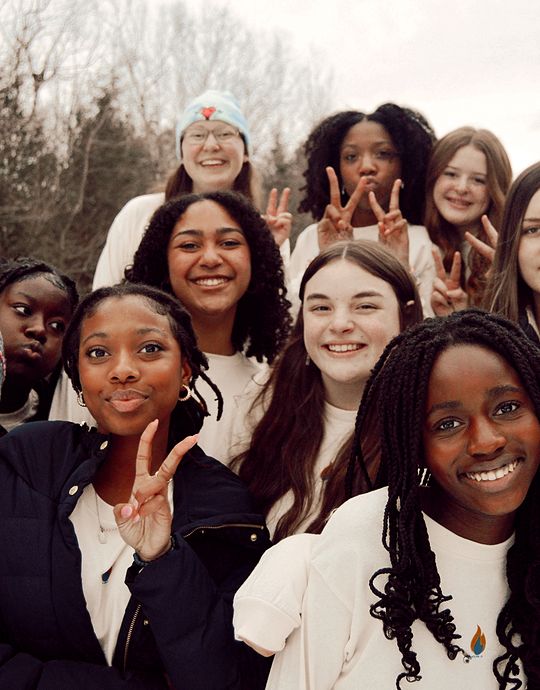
[427,127,512,315]
[289,104,437,315]
[230,240,422,540]
[237,310,540,689]
[93,90,291,290]
[484,162,540,343]
[126,191,291,460]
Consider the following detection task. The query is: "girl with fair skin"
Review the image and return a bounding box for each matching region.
[231,240,422,540]
[485,162,540,342]
[425,127,512,315]
[0,283,270,689]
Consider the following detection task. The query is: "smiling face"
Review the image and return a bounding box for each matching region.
[423,344,540,543]
[0,275,73,385]
[78,295,190,437]
[167,200,251,327]
[517,187,540,300]
[302,259,401,410]
[181,120,248,193]
[339,120,401,217]
[432,145,490,232]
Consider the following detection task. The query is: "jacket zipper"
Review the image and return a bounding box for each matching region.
[123,603,141,672]
[122,523,264,672]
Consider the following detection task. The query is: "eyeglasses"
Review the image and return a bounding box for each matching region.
[183,127,241,145]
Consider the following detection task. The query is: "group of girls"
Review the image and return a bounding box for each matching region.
[0,85,539,689]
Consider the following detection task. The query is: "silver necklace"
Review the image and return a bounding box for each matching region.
[94,487,118,545]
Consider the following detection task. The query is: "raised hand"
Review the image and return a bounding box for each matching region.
[263,187,292,247]
[370,178,409,268]
[464,214,498,264]
[317,166,368,250]
[114,419,198,562]
[431,249,469,316]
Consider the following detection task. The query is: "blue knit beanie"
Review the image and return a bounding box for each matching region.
[175,90,250,158]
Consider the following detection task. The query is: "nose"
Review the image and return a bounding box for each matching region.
[358,153,377,175]
[24,315,47,344]
[455,175,469,194]
[467,418,506,458]
[199,242,223,268]
[202,131,220,150]
[108,350,140,383]
[329,306,354,333]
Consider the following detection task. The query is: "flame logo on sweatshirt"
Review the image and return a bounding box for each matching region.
[470,626,486,656]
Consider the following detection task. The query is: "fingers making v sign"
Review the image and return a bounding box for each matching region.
[263,187,292,247]
[317,166,368,250]
[370,178,410,268]
[464,214,499,264]
[114,419,198,562]
[431,249,469,317]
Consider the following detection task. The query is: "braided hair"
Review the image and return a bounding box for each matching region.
[346,309,540,688]
[62,283,222,433]
[0,256,78,312]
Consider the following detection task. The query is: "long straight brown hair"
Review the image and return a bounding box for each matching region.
[424,127,512,305]
[232,240,422,541]
[484,162,540,322]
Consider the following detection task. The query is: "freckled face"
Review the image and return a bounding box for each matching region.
[423,344,540,542]
[78,296,190,437]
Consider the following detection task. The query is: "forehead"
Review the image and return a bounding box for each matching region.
[184,120,232,131]
[427,344,522,402]
[304,259,397,300]
[446,145,487,173]
[525,188,540,218]
[2,275,71,311]
[172,200,242,233]
[81,295,174,337]
[341,120,393,149]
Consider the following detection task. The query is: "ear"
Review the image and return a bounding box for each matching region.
[181,359,192,385]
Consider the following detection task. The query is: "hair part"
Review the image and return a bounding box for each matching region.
[346,309,540,687]
[424,127,512,306]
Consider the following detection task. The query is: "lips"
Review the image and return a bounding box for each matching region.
[463,458,522,482]
[18,342,44,360]
[324,343,365,353]
[107,389,148,413]
[199,159,227,167]
[445,197,471,209]
[191,276,231,287]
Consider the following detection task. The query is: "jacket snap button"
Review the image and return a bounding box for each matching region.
[250,533,258,542]
[100,441,108,450]
[143,619,149,626]
[68,485,78,496]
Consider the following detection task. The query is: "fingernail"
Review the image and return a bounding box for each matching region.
[121,505,133,519]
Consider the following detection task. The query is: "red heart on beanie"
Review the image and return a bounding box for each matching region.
[200,106,216,120]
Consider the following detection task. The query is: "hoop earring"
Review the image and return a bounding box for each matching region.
[77,391,86,407]
[178,384,192,402]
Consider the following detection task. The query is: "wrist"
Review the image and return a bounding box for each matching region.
[134,535,176,568]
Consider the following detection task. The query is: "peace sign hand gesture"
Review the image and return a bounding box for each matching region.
[317,167,367,250]
[263,187,292,247]
[464,214,499,264]
[114,419,198,562]
[370,178,409,268]
[430,249,469,317]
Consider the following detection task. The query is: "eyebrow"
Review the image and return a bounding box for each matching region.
[523,217,540,224]
[305,290,384,301]
[170,226,244,241]
[445,165,486,176]
[81,327,167,346]
[342,140,394,149]
[426,385,524,416]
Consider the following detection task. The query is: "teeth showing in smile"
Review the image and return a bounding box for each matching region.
[194,278,228,286]
[201,159,225,166]
[326,344,362,353]
[465,460,519,482]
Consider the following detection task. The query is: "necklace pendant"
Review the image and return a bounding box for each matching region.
[101,566,112,584]
[98,528,107,545]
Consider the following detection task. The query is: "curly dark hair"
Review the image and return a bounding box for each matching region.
[0,256,78,312]
[62,283,223,433]
[299,104,436,224]
[345,309,540,688]
[126,191,291,363]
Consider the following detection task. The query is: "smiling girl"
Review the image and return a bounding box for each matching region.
[485,162,540,342]
[251,310,540,689]
[0,257,78,435]
[425,127,512,314]
[230,240,422,540]
[0,283,271,689]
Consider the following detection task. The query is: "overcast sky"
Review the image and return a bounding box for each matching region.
[191,0,539,175]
